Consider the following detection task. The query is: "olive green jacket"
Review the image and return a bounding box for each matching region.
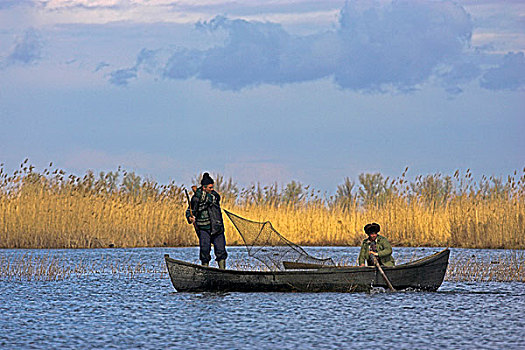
[185,187,221,231]
[358,235,395,267]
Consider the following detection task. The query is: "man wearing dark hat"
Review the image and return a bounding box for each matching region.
[358,223,395,267]
[186,172,228,269]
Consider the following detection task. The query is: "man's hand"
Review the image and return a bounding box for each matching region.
[188,216,196,224]
[369,251,378,257]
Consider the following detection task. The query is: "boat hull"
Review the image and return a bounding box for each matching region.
[164,249,449,293]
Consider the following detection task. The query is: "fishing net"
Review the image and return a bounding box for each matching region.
[224,209,335,271]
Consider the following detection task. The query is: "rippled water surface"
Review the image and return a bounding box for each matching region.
[1,247,524,349]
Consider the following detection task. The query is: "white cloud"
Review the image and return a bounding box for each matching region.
[42,0,122,9]
[25,0,344,26]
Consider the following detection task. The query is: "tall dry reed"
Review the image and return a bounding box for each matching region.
[0,161,523,249]
[0,253,167,281]
[1,252,523,282]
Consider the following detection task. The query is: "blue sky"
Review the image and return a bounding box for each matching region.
[0,0,524,191]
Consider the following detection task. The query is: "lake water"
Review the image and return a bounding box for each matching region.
[1,247,524,349]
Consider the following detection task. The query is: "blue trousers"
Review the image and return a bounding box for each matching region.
[197,228,227,264]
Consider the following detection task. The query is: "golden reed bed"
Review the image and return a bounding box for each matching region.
[0,161,524,249]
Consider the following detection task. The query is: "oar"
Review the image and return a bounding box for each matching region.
[371,255,396,292]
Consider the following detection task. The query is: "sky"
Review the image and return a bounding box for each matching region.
[0,0,524,192]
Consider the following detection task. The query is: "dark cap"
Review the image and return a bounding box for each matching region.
[364,223,380,235]
[201,172,214,186]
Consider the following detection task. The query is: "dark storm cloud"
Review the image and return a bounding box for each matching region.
[333,1,472,92]
[108,0,524,93]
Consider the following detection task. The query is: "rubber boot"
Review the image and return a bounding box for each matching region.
[218,259,226,270]
[202,262,209,267]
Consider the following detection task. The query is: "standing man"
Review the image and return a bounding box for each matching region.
[358,223,395,267]
[186,173,228,269]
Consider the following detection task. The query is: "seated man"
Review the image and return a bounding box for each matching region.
[358,223,395,267]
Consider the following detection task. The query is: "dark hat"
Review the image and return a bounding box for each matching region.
[364,223,380,235]
[201,172,214,186]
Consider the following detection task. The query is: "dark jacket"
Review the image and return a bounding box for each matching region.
[186,186,225,235]
[358,235,395,266]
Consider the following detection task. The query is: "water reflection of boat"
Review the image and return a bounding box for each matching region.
[164,249,449,293]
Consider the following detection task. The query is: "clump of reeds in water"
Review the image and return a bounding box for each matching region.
[0,254,167,281]
[446,251,525,282]
[0,254,72,281]
[1,253,524,282]
[0,160,524,249]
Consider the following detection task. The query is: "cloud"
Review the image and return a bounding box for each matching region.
[41,0,124,10]
[6,28,43,65]
[160,15,354,90]
[108,0,524,93]
[94,61,110,72]
[480,52,525,90]
[333,1,472,92]
[195,16,295,90]
[437,61,482,94]
[108,67,137,86]
[163,48,204,80]
[106,48,169,85]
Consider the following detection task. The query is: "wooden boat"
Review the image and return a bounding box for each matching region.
[164,248,450,293]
